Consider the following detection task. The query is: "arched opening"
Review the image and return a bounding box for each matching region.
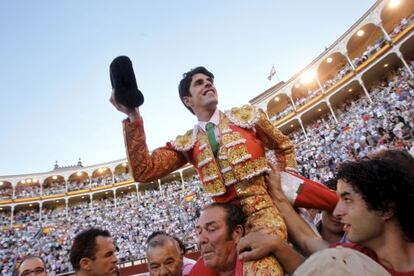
[42,175,65,196]
[381,0,414,38]
[15,179,41,199]
[318,52,353,90]
[266,93,295,123]
[91,167,113,188]
[114,162,131,183]
[347,23,388,68]
[0,181,13,200]
[68,171,90,192]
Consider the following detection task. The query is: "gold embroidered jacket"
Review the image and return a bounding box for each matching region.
[123,105,296,201]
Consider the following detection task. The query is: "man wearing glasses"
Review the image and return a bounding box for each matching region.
[16,256,48,276]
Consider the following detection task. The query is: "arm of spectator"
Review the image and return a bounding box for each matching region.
[237,231,304,275]
[266,164,329,256]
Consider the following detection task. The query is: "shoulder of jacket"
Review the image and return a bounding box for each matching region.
[170,126,199,151]
[225,104,260,129]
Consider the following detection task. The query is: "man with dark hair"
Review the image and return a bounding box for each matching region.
[191,202,303,275]
[316,178,345,244]
[191,203,245,275]
[70,228,118,276]
[178,66,214,115]
[264,152,414,275]
[16,255,48,276]
[111,66,337,275]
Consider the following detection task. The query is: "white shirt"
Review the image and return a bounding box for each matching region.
[198,109,221,140]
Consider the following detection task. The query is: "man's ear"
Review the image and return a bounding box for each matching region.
[80,258,92,271]
[380,208,395,221]
[183,96,192,108]
[232,225,244,243]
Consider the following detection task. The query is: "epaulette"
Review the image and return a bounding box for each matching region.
[225,104,259,129]
[170,126,198,152]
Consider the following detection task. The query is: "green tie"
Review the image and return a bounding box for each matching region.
[206,122,219,156]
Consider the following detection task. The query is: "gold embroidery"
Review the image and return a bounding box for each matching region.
[225,104,259,129]
[197,148,214,168]
[255,109,297,170]
[237,177,287,276]
[223,170,237,186]
[233,157,269,181]
[228,146,252,165]
[218,115,231,133]
[219,158,231,170]
[196,130,227,196]
[222,132,245,147]
[203,178,226,195]
[201,161,220,181]
[171,127,198,151]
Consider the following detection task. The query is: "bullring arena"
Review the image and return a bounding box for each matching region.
[1,0,414,275]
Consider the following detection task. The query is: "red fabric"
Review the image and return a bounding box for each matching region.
[189,258,219,276]
[291,173,338,212]
[213,185,238,203]
[331,243,414,276]
[189,258,243,276]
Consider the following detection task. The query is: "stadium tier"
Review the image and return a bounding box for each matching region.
[2,0,414,275]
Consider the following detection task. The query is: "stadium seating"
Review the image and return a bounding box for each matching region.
[1,1,414,275]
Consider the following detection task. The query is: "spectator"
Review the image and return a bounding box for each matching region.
[70,228,118,276]
[266,153,414,275]
[15,255,48,276]
[191,203,303,275]
[146,232,185,276]
[190,203,244,275]
[317,179,345,244]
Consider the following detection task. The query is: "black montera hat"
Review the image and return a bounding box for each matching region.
[110,56,144,108]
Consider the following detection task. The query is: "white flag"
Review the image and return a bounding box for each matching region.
[268,65,276,81]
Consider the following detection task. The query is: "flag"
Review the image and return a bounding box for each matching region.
[268,65,276,81]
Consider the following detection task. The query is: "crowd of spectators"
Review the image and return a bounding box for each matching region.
[114,172,131,183]
[90,175,113,188]
[294,87,322,107]
[0,185,12,201]
[0,172,132,201]
[289,65,414,183]
[282,24,405,112]
[270,105,295,122]
[352,36,388,68]
[322,63,352,90]
[0,211,11,227]
[15,185,41,199]
[67,179,90,192]
[389,13,414,38]
[42,182,66,196]
[0,176,210,275]
[1,63,414,275]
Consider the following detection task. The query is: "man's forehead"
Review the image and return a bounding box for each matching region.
[20,257,44,270]
[337,179,357,195]
[96,236,115,251]
[197,207,226,226]
[191,73,210,82]
[147,242,181,260]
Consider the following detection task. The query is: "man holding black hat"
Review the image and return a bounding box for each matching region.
[110,63,338,275]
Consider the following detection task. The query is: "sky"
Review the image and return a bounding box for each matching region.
[0,0,376,176]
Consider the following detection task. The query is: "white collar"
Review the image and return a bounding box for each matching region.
[198,109,220,131]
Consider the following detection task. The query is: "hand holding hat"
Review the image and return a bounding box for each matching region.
[110,56,144,109]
